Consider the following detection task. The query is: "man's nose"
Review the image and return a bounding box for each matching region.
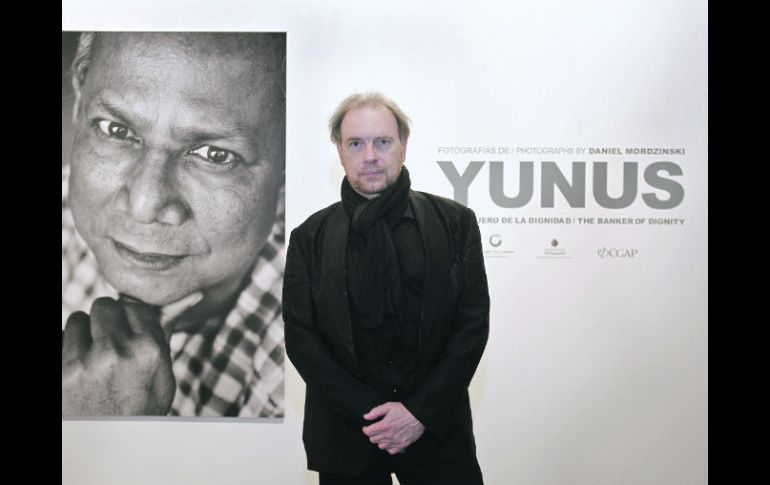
[119,148,190,225]
[363,142,378,163]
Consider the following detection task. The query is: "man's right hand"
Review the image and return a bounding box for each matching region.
[61,297,176,416]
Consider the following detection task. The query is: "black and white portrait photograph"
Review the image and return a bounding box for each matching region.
[61,31,286,418]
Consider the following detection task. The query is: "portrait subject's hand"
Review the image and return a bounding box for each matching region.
[362,402,426,455]
[61,297,176,416]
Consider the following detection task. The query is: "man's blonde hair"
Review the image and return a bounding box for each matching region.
[329,92,411,144]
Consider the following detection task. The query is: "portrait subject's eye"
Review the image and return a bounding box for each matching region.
[187,145,242,166]
[96,120,139,142]
[376,138,392,148]
[349,140,362,150]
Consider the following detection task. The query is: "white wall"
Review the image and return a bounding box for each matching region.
[62,1,708,484]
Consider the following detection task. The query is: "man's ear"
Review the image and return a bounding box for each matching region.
[401,137,408,161]
[336,142,343,163]
[274,181,285,224]
[71,77,82,123]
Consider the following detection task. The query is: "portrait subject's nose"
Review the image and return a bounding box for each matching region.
[121,149,190,226]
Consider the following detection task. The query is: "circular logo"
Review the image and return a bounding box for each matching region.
[551,239,559,247]
[489,234,502,247]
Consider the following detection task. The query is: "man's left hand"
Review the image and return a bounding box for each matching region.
[362,402,425,455]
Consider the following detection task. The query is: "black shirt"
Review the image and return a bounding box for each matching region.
[348,203,426,400]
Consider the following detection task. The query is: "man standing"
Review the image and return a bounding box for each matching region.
[284,93,489,484]
[61,32,286,417]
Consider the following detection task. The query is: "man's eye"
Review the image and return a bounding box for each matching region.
[376,139,391,147]
[97,120,138,141]
[349,141,361,149]
[187,145,241,165]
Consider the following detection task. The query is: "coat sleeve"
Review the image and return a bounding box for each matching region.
[283,227,383,426]
[403,209,490,440]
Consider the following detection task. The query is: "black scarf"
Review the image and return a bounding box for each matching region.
[341,167,411,335]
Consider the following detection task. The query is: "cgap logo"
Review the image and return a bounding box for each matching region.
[597,248,639,259]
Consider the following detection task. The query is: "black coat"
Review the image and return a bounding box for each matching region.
[283,190,490,476]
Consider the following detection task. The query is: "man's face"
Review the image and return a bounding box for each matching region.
[69,33,284,306]
[337,105,407,199]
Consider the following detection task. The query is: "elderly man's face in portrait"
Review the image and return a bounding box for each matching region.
[68,33,284,306]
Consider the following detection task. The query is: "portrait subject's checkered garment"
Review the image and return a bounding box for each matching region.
[62,166,285,417]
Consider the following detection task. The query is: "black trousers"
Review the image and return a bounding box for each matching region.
[319,443,484,485]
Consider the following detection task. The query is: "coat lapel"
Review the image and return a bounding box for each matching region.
[320,204,357,363]
[411,191,452,347]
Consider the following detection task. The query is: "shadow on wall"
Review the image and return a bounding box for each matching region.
[62,31,80,167]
